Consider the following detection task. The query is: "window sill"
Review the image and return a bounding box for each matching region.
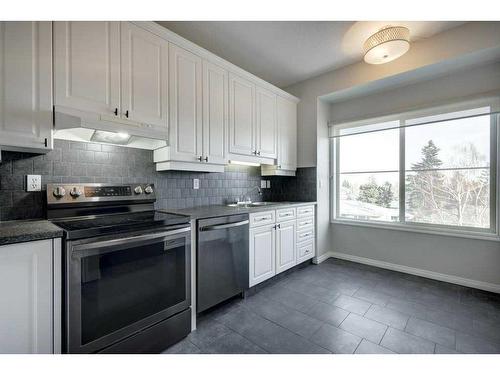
[330,219,500,242]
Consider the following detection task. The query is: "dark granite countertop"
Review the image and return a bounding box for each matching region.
[161,201,317,220]
[0,220,64,246]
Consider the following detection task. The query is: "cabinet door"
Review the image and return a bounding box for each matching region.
[0,22,53,151]
[229,73,255,156]
[53,21,120,118]
[276,220,296,274]
[0,240,53,353]
[249,224,276,287]
[168,44,202,162]
[121,22,168,129]
[202,60,228,165]
[277,96,297,170]
[256,87,277,158]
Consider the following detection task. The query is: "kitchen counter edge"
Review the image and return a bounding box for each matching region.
[0,220,64,246]
[161,201,317,220]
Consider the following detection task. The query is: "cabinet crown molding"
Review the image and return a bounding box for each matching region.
[133,22,300,104]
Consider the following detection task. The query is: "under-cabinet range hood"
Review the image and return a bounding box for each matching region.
[53,107,167,150]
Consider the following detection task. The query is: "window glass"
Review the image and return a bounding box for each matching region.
[339,127,399,173]
[333,104,495,233]
[339,172,399,222]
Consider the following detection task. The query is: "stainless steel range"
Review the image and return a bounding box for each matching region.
[47,183,191,354]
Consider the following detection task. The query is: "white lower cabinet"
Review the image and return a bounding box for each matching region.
[297,240,315,264]
[249,205,315,287]
[276,220,296,274]
[0,239,61,354]
[249,223,276,287]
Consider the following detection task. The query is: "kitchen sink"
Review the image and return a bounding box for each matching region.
[226,202,281,208]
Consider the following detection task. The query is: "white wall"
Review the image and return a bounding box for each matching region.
[330,62,500,123]
[284,22,500,291]
[330,63,500,291]
[315,99,331,257]
[285,22,500,167]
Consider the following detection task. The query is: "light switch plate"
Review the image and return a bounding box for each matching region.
[260,180,267,189]
[193,178,200,190]
[266,180,271,188]
[26,175,42,192]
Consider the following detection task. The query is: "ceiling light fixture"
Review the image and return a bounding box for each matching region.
[363,26,410,65]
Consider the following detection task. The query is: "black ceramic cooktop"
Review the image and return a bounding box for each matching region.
[51,211,190,240]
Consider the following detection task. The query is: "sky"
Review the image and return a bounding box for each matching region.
[338,113,491,174]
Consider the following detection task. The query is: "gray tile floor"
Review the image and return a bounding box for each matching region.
[163,258,500,354]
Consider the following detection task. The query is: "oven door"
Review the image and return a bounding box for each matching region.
[65,225,191,353]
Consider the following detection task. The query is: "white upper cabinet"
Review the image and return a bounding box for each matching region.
[54,21,168,137]
[54,21,120,118]
[277,96,297,171]
[256,87,278,159]
[121,22,169,129]
[168,44,202,162]
[228,72,279,163]
[202,60,228,165]
[229,73,256,157]
[0,22,53,153]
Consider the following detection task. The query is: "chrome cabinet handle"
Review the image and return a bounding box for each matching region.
[255,217,269,222]
[200,220,249,231]
[73,227,191,251]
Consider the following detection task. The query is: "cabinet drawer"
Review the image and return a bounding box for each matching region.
[297,240,315,263]
[297,216,314,230]
[276,207,296,222]
[296,227,315,244]
[297,205,315,218]
[250,210,276,227]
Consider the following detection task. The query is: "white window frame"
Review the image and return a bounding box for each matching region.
[330,96,500,242]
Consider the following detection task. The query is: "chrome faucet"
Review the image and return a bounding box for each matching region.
[238,186,262,204]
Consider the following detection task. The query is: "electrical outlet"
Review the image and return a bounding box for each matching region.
[266,180,271,188]
[193,178,200,190]
[26,175,41,192]
[260,180,267,189]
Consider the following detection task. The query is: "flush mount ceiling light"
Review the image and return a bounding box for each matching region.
[363,26,410,64]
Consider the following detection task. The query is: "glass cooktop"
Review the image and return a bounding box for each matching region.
[51,211,190,240]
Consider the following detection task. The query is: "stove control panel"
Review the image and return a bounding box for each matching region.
[47,183,155,205]
[85,186,132,197]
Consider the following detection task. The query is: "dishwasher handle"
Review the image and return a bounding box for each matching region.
[199,220,249,232]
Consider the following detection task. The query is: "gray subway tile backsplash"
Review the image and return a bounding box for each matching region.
[0,140,316,221]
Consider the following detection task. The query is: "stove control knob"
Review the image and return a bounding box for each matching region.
[70,187,82,198]
[144,185,154,194]
[134,186,143,195]
[53,186,66,199]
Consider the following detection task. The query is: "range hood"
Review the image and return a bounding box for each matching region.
[54,106,167,150]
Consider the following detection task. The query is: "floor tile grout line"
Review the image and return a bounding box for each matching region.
[215,313,271,354]
[229,298,330,353]
[352,338,363,354]
[378,325,389,346]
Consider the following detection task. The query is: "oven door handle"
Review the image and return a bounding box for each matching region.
[199,220,249,232]
[72,226,191,252]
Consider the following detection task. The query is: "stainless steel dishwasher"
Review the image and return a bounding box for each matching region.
[197,214,249,313]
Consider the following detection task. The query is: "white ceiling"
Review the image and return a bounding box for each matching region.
[156,21,465,88]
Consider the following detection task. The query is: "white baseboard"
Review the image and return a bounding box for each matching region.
[319,251,500,294]
[313,252,332,264]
